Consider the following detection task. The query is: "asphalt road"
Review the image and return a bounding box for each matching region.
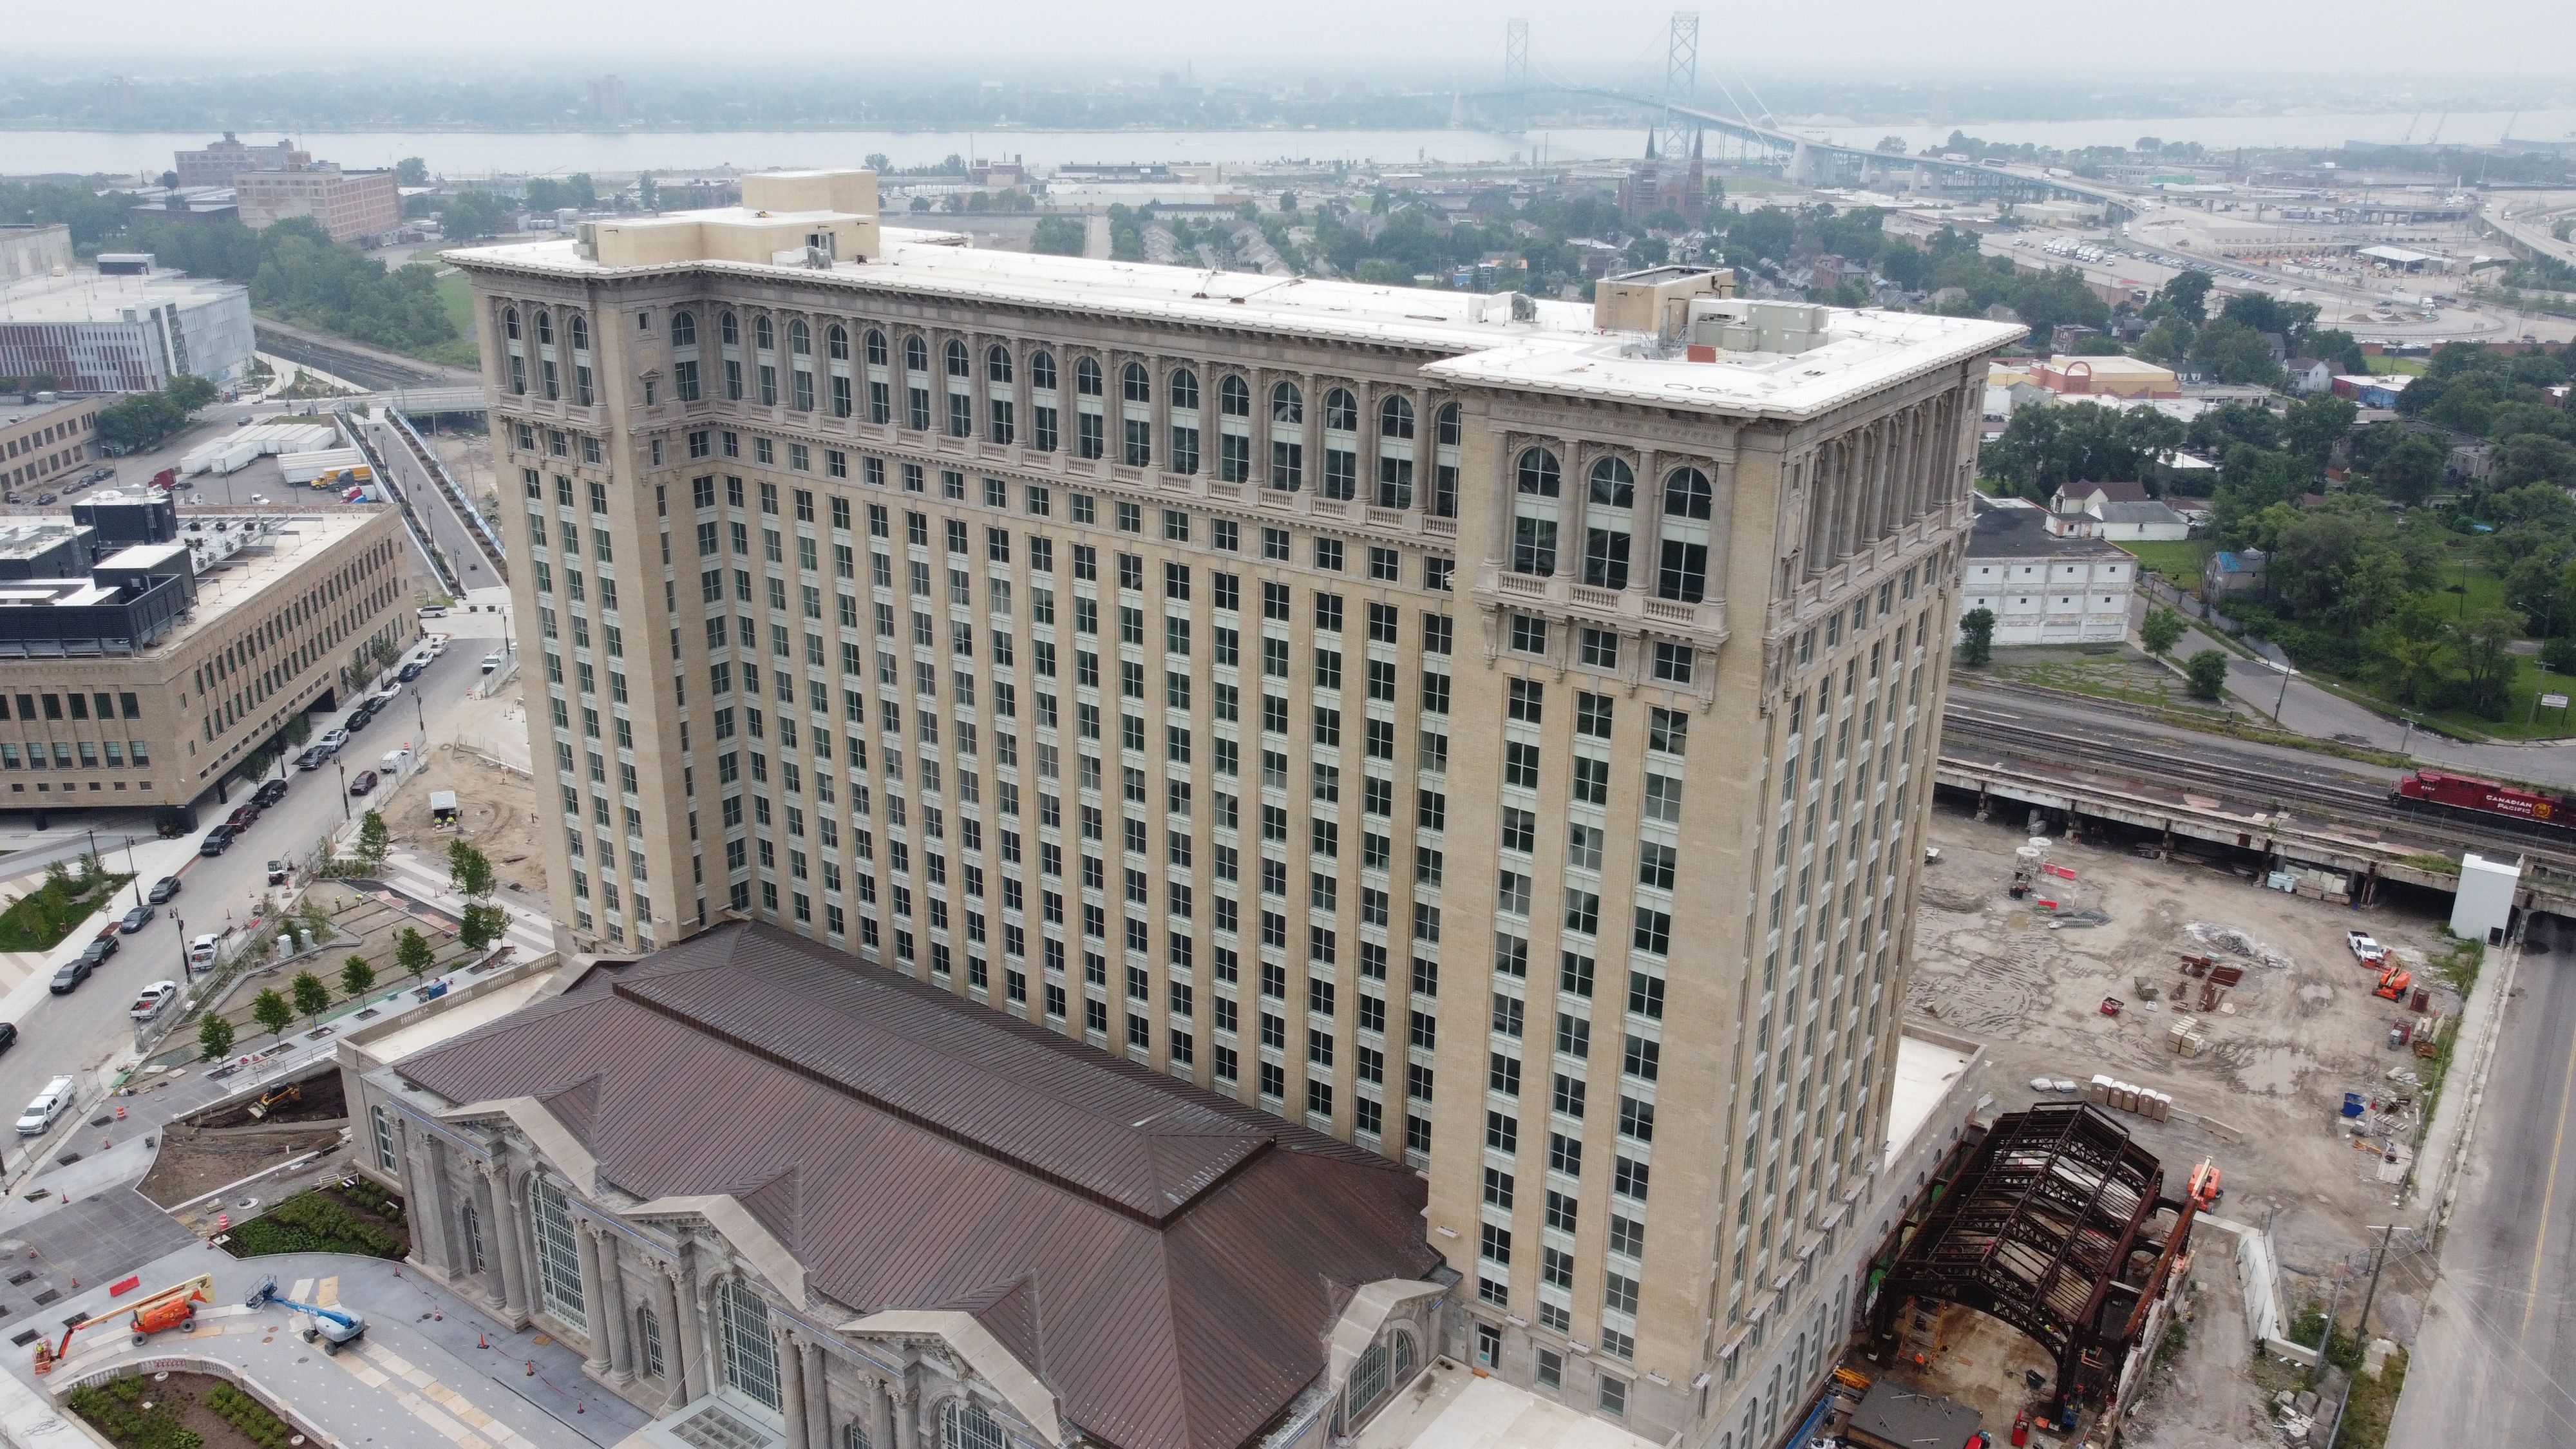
[363,418,504,593]
[0,642,489,1174]
[2389,947,2576,1446]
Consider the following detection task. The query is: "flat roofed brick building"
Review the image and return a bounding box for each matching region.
[448,169,2020,1449]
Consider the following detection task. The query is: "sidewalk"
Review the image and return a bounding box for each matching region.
[2409,941,2521,1224]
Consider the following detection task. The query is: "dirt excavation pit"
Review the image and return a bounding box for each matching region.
[1910,803,2465,1272]
[137,1070,348,1208]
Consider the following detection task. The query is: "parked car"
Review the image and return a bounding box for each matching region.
[346,704,376,732]
[200,826,236,857]
[34,493,55,506]
[78,934,118,967]
[0,1023,18,1054]
[146,875,182,904]
[482,651,506,673]
[16,1076,74,1132]
[128,981,178,1019]
[397,660,426,682]
[316,728,349,752]
[296,746,330,771]
[48,960,91,994]
[417,604,450,619]
[347,769,379,796]
[188,933,223,970]
[227,802,260,828]
[254,778,289,806]
[118,904,156,933]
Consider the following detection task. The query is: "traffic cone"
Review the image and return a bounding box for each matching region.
[525,1361,535,1376]
[113,1106,125,1121]
[477,1333,486,1349]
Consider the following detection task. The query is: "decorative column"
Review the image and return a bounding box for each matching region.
[802,1342,831,1449]
[866,1376,896,1449]
[672,1261,711,1401]
[656,1264,699,1406]
[577,1226,611,1373]
[892,1381,920,1449]
[778,1329,810,1449]
[481,1162,529,1320]
[474,1165,507,1304]
[601,1233,636,1381]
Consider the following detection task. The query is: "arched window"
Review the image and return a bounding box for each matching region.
[904,335,929,372]
[1512,448,1561,577]
[945,339,971,377]
[1349,1343,1391,1416]
[1517,448,1561,496]
[534,310,554,346]
[1219,375,1251,417]
[866,329,888,366]
[720,312,740,346]
[567,314,589,352]
[1271,381,1303,424]
[1436,402,1461,446]
[669,310,696,347]
[527,1175,585,1330]
[788,319,810,355]
[987,345,1014,384]
[1379,395,1415,440]
[1584,457,1635,590]
[1075,356,1103,396]
[714,1276,780,1410]
[1663,466,1714,520]
[1589,457,1634,507]
[940,1399,1005,1449]
[1323,388,1358,431]
[1392,1329,1417,1383]
[1170,368,1200,411]
[1657,466,1714,603]
[1430,402,1462,516]
[502,307,520,342]
[828,324,849,362]
[1121,361,1150,402]
[753,316,774,352]
[1030,351,1059,391]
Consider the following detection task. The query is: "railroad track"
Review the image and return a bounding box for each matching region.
[1940,711,2576,871]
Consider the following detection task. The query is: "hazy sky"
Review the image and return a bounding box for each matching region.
[13,0,2575,75]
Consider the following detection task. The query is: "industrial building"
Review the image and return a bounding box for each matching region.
[0,499,410,816]
[1960,498,2136,645]
[1,395,103,495]
[172,132,310,189]
[234,165,403,245]
[0,266,256,393]
[447,167,2020,1448]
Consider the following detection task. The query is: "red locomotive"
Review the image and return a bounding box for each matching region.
[2394,769,2570,829]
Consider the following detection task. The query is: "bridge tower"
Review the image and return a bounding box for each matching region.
[1658,11,1700,160]
[1502,19,1530,134]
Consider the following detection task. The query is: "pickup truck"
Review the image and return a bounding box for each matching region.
[128,981,178,1020]
[2347,930,2386,964]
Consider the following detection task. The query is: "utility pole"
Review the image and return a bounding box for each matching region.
[2322,1224,2400,1449]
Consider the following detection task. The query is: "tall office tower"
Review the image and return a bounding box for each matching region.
[451,171,2017,1448]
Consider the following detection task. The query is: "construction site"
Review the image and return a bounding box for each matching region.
[1835,797,2470,1449]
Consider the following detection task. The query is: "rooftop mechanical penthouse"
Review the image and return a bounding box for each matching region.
[447,168,2022,1449]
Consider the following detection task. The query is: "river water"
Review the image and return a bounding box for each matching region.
[6,108,2573,180]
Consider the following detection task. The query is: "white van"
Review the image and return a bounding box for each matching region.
[15,1075,75,1136]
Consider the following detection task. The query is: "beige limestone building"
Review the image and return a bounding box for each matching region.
[448,170,2017,1449]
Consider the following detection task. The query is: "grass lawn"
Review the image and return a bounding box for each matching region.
[2433,539,2508,616]
[0,871,135,952]
[2366,354,2429,376]
[2117,538,2209,589]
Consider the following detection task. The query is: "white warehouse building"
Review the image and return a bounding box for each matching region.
[0,266,256,393]
[1962,497,2135,645]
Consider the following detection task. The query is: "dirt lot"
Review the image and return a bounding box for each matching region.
[372,735,545,897]
[1908,801,2466,1446]
[137,1115,347,1208]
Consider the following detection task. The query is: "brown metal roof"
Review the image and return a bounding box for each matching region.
[395,923,1440,1449]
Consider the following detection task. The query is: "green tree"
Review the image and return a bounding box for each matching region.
[2192,319,2285,386]
[439,191,509,241]
[93,390,190,452]
[197,1013,236,1061]
[1030,215,1085,256]
[2282,395,2358,467]
[357,810,390,871]
[2452,607,2527,719]
[1983,404,2183,500]
[2153,269,2213,323]
[2185,649,2231,700]
[393,157,428,186]
[2372,432,2446,506]
[290,970,330,1024]
[2140,606,2185,656]
[2365,593,2452,706]
[1958,607,1996,666]
[396,925,435,980]
[448,839,495,898]
[340,954,377,999]
[251,988,294,1039]
[459,902,509,952]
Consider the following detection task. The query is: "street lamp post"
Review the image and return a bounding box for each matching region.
[336,761,350,822]
[2274,660,2294,723]
[126,834,143,911]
